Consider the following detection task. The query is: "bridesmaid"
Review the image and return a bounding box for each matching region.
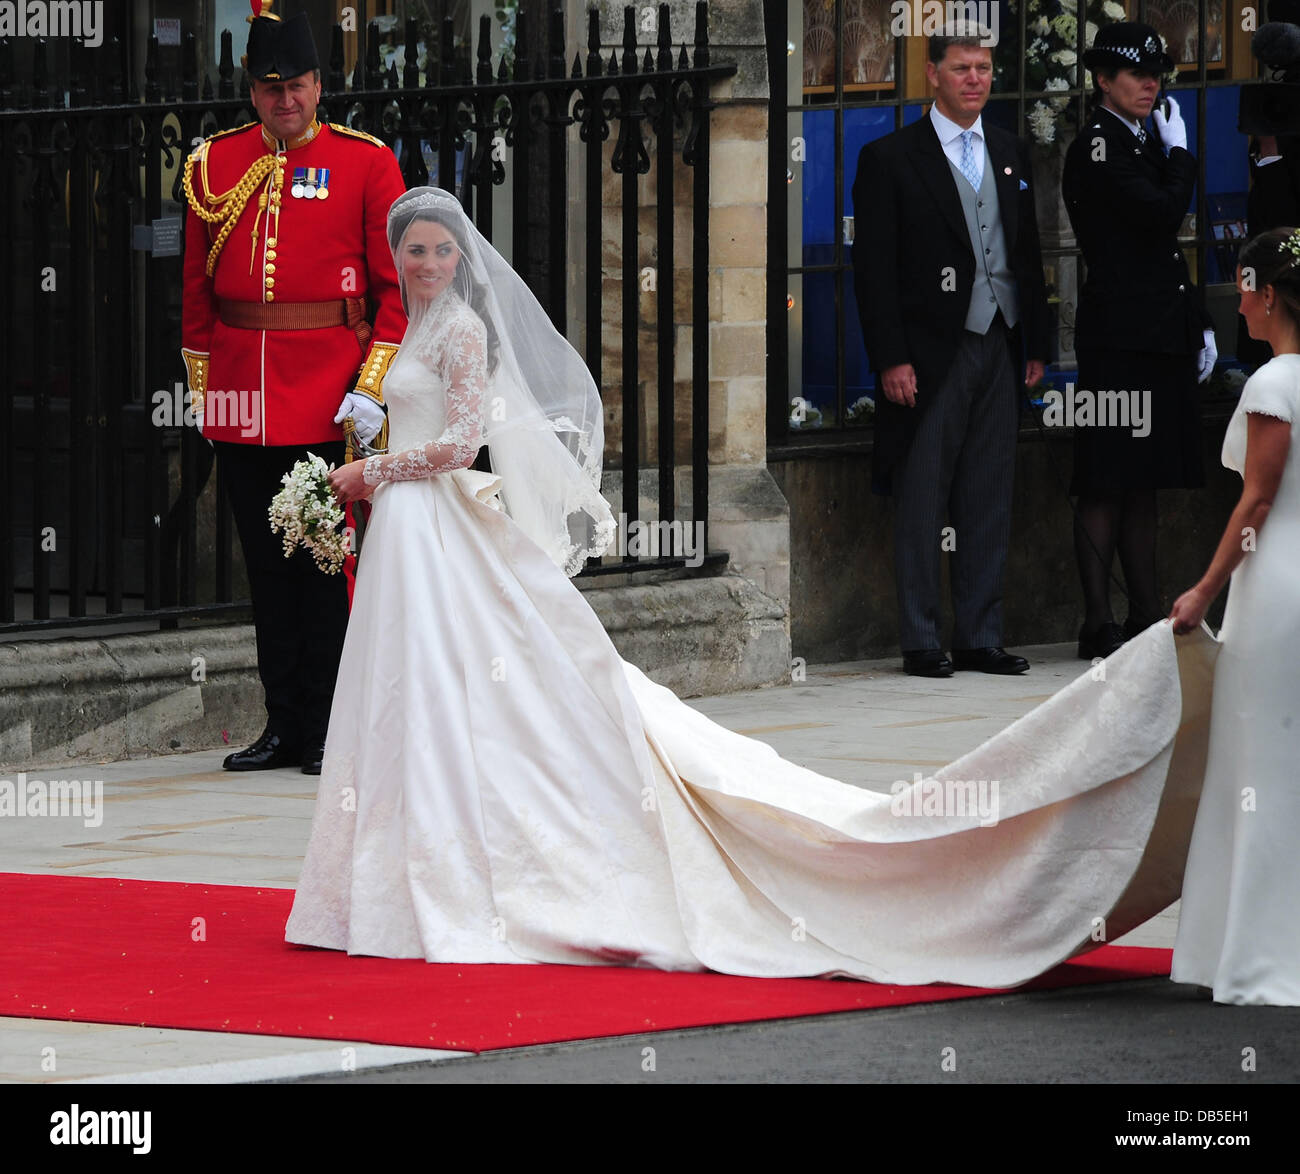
[1170,227,1300,1004]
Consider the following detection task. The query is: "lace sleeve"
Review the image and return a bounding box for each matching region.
[362,314,487,484]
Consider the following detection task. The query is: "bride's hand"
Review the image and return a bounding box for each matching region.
[1168,586,1210,635]
[329,460,373,505]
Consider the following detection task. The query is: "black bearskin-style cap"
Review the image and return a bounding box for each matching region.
[1239,0,1300,135]
[243,10,319,82]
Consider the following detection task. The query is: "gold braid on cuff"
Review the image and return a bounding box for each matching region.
[180,347,209,415]
[344,343,399,463]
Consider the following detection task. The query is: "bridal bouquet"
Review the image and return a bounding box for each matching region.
[268,453,349,574]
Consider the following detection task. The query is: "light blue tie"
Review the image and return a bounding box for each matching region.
[958,130,981,191]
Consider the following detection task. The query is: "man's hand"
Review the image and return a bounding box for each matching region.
[1197,329,1217,384]
[881,363,918,408]
[1152,95,1187,153]
[334,391,385,444]
[329,459,372,506]
[1025,359,1045,388]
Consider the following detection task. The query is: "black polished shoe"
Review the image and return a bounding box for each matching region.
[222,730,301,771]
[1078,621,1126,660]
[902,649,954,678]
[951,647,1029,674]
[301,739,326,776]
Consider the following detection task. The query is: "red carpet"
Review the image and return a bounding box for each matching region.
[0,873,1172,1052]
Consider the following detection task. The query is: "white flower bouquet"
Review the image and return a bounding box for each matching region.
[268,453,350,574]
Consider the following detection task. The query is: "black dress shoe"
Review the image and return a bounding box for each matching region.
[301,740,326,776]
[951,647,1029,674]
[1078,621,1126,660]
[902,649,954,678]
[223,730,301,771]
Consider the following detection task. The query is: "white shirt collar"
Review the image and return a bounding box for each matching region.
[1099,104,1144,139]
[930,103,984,148]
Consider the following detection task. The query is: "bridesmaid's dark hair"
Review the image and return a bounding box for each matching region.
[1239,227,1300,329]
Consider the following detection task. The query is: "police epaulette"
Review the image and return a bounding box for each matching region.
[327,123,389,149]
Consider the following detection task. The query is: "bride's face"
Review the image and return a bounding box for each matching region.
[401,219,461,301]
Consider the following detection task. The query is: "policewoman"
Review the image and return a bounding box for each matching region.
[181,3,408,774]
[1062,22,1216,660]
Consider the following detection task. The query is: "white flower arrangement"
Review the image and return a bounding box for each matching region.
[1028,101,1058,145]
[1000,0,1128,147]
[268,453,350,575]
[789,399,824,429]
[846,396,876,424]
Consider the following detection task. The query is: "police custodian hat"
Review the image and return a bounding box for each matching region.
[243,3,319,82]
[1083,22,1175,75]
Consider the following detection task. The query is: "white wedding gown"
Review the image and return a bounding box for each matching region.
[1170,354,1300,1005]
[285,309,1230,989]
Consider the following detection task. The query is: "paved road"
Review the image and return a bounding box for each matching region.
[283,979,1300,1085]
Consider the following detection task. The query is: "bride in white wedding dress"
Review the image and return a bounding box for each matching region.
[284,186,1218,988]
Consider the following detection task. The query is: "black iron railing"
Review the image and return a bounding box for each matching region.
[0,3,734,632]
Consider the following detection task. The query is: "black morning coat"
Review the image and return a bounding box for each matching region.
[1062,108,1212,359]
[851,114,1052,495]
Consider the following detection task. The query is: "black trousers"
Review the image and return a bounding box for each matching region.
[891,320,1018,651]
[216,440,349,748]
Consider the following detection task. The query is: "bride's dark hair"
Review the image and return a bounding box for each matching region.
[390,205,501,374]
[1239,227,1300,329]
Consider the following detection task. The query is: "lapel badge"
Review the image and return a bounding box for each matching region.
[1004,166,1012,175]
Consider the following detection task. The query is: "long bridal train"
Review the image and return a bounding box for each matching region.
[284,467,1219,987]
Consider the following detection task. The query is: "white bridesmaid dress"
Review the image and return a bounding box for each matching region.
[1171,354,1300,1005]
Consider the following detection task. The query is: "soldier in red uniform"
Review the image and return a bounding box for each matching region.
[181,6,407,774]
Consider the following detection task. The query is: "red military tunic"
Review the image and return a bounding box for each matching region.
[181,118,407,446]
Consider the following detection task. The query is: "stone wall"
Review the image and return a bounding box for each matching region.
[770,411,1241,663]
[593,0,788,614]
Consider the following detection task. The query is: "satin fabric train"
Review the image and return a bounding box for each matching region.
[285,463,1218,987]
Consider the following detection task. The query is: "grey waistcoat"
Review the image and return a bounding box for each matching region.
[947,145,1019,333]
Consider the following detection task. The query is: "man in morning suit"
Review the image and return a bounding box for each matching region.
[181,5,407,772]
[852,27,1050,677]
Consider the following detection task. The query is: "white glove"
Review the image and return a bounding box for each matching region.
[1152,95,1187,153]
[334,391,386,444]
[1196,329,1217,384]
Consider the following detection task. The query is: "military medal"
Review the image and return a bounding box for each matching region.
[303,166,318,199]
[315,168,330,200]
[291,167,307,199]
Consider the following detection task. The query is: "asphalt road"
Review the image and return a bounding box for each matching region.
[283,979,1300,1085]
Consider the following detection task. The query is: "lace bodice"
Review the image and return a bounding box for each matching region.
[363,289,487,485]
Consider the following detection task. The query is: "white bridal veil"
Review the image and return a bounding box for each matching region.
[386,186,616,576]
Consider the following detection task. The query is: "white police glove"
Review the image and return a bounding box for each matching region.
[1196,329,1217,384]
[1152,95,1187,153]
[334,391,386,444]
